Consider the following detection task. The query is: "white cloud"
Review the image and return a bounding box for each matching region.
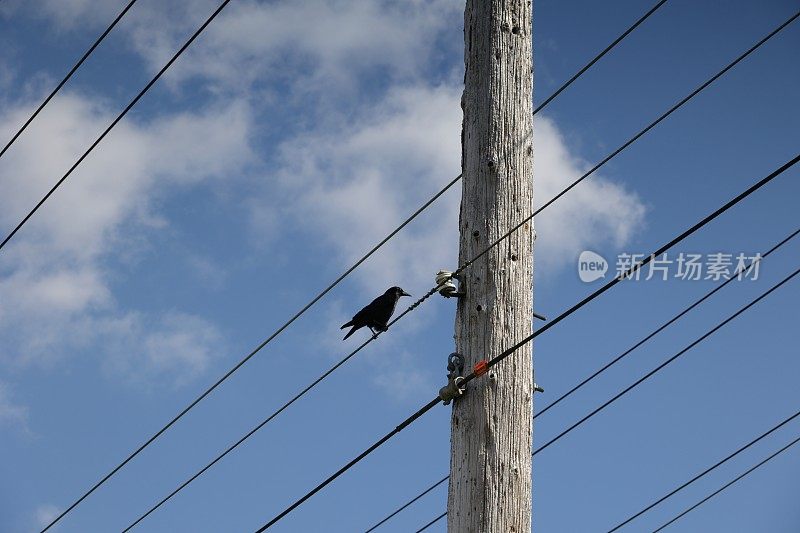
[266,83,462,295]
[251,80,646,403]
[23,0,122,29]
[0,90,250,381]
[0,60,14,91]
[0,382,28,432]
[373,350,435,402]
[258,82,646,298]
[34,504,60,530]
[99,311,226,388]
[18,0,462,94]
[533,116,647,272]
[0,0,645,397]
[0,93,252,261]
[184,253,228,290]
[162,0,460,87]
[0,266,110,321]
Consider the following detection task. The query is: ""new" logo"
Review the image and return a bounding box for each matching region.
[578,251,608,282]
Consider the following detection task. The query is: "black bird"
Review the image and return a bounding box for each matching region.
[341,286,411,340]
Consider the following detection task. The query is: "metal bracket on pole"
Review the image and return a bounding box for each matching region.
[439,352,466,405]
[436,270,466,299]
[532,315,546,389]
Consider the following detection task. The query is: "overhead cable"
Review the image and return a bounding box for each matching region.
[253,154,799,531]
[0,0,140,162]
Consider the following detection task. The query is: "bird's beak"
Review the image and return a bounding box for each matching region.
[401,290,411,297]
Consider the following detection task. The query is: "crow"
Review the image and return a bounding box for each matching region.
[341,286,411,340]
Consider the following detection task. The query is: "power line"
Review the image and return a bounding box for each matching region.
[119,332,386,532]
[0,0,140,162]
[379,2,800,380]
[409,7,800,319]
[413,412,800,533]
[531,265,799,457]
[253,154,798,531]
[415,512,446,533]
[46,5,799,529]
[363,476,447,532]
[355,15,800,524]
[607,408,800,532]
[456,8,800,287]
[366,0,688,344]
[0,0,675,253]
[471,264,799,523]
[50,173,459,533]
[365,475,449,533]
[402,263,800,533]
[22,3,438,531]
[255,396,442,532]
[116,2,672,525]
[536,226,800,421]
[532,0,669,114]
[42,0,656,521]
[17,2,665,521]
[0,0,236,254]
[118,179,464,532]
[652,434,800,532]
[1,0,660,175]
[33,2,237,530]
[258,5,798,530]
[459,150,799,388]
[362,227,799,532]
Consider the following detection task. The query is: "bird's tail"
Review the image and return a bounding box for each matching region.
[340,320,354,329]
[342,326,358,340]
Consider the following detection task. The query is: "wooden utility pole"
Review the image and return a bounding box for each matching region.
[448,0,534,531]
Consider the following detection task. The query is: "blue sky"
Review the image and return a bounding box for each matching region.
[0,0,798,532]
